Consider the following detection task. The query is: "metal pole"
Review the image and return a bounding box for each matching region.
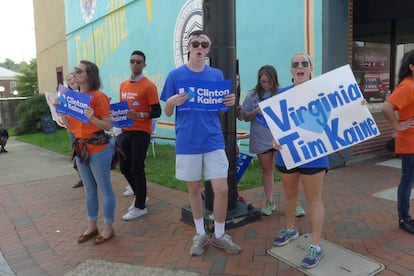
[203,0,237,211]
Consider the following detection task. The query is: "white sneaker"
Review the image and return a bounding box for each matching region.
[123,186,134,197]
[122,207,148,221]
[128,198,149,211]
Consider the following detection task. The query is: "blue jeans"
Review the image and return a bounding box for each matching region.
[398,154,414,221]
[76,144,116,224]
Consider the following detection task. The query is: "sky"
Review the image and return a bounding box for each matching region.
[0,0,36,63]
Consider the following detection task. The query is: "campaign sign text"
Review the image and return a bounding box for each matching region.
[259,65,380,169]
[236,153,253,183]
[176,79,232,112]
[56,84,91,123]
[110,101,133,128]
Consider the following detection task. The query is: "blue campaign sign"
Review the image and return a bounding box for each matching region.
[110,102,133,128]
[259,65,380,169]
[56,85,91,123]
[176,79,232,112]
[236,153,252,183]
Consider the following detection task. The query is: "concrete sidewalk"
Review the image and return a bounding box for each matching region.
[0,137,74,186]
[0,138,412,275]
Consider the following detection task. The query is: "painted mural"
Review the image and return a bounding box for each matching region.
[64,0,322,136]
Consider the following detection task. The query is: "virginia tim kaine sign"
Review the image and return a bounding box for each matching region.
[259,65,380,169]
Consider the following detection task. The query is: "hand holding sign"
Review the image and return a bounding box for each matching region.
[168,92,189,107]
[259,65,380,169]
[223,92,236,107]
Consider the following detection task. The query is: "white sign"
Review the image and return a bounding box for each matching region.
[259,65,380,169]
[44,91,66,128]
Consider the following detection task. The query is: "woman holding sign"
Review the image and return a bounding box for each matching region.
[272,53,328,269]
[242,65,279,216]
[58,61,116,245]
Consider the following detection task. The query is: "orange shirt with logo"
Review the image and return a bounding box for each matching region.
[119,77,159,135]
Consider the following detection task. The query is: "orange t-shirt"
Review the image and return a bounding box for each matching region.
[386,77,414,154]
[119,77,159,134]
[67,90,111,154]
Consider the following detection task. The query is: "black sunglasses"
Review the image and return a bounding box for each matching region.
[292,61,309,68]
[130,59,144,65]
[190,41,210,49]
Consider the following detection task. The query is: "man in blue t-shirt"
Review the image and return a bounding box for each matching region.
[161,30,241,257]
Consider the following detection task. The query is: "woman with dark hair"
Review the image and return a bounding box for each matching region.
[272,52,328,269]
[382,49,414,234]
[59,60,116,245]
[242,65,279,216]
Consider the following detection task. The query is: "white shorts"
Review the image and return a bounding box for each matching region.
[176,149,229,181]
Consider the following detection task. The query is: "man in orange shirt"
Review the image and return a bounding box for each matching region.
[119,50,161,220]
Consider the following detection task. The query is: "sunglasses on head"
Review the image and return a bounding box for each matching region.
[190,41,210,49]
[292,61,309,68]
[130,59,144,65]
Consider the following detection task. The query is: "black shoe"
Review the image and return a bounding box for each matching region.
[72,180,84,188]
[1,148,7,152]
[399,219,414,234]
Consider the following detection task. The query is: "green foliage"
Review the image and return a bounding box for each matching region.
[16,59,38,97]
[0,58,22,72]
[15,128,73,156]
[14,94,53,135]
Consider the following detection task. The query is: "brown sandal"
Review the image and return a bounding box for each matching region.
[94,230,115,245]
[77,229,99,244]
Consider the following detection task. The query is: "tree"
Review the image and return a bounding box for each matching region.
[16,59,38,97]
[14,94,51,135]
[0,58,21,72]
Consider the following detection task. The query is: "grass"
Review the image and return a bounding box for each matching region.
[14,128,271,192]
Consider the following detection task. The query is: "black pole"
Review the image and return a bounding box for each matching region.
[203,0,237,211]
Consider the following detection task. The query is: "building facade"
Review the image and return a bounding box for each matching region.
[33,0,414,164]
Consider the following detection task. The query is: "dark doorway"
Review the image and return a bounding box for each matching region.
[353,0,414,96]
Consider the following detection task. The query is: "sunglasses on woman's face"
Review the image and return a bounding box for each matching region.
[190,41,210,49]
[291,61,310,68]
